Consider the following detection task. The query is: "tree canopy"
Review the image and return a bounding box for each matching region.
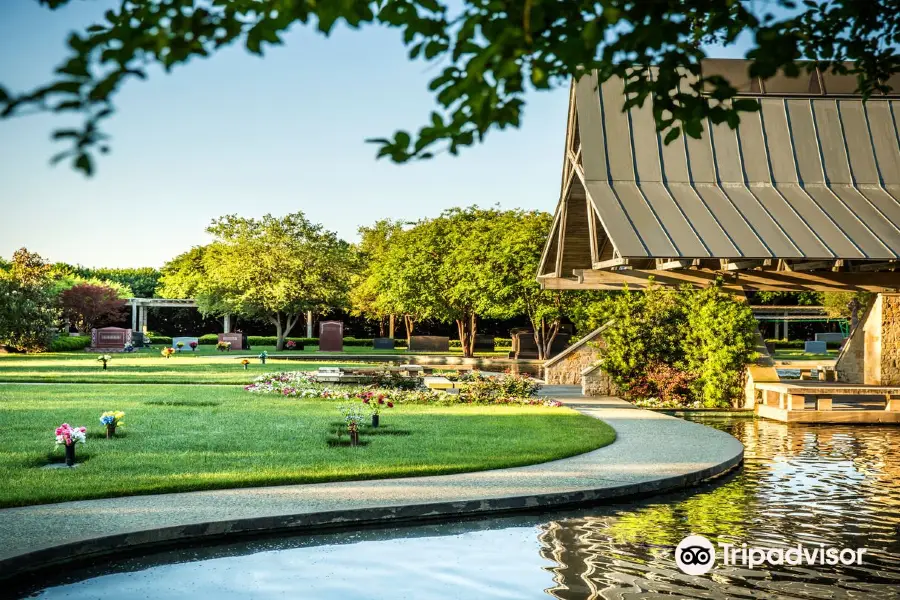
[0,249,58,351]
[159,212,352,349]
[2,1,898,174]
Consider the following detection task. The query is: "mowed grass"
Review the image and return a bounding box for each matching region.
[0,348,363,384]
[0,345,515,384]
[0,384,616,507]
[771,348,840,361]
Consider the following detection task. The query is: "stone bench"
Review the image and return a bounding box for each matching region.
[756,382,900,411]
[423,376,455,391]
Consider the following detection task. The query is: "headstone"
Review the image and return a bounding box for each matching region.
[90,327,132,351]
[373,337,395,350]
[815,332,845,343]
[172,336,199,351]
[132,332,146,347]
[218,332,243,350]
[473,334,495,352]
[804,341,828,354]
[408,336,450,352]
[319,321,343,352]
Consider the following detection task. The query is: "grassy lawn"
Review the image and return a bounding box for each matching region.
[771,349,840,361]
[0,384,615,507]
[0,349,364,384]
[0,346,517,384]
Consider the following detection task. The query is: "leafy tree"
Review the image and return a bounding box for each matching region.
[71,267,160,298]
[0,249,58,351]
[596,281,756,408]
[822,291,874,330]
[59,283,128,332]
[3,1,898,174]
[348,220,404,338]
[48,271,133,299]
[748,291,823,306]
[482,209,605,359]
[159,213,352,350]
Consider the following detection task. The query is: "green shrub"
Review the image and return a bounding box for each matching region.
[764,339,842,350]
[48,335,91,351]
[148,335,172,345]
[597,282,757,408]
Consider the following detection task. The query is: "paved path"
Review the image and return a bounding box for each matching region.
[0,387,743,578]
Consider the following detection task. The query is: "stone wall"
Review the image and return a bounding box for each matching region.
[836,293,900,385]
[880,294,900,384]
[582,366,617,396]
[544,340,603,385]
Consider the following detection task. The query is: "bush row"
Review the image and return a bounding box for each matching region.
[49,336,92,351]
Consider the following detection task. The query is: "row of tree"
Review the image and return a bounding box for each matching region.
[156,208,597,358]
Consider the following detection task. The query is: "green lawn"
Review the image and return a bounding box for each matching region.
[0,384,615,507]
[0,349,362,384]
[771,349,840,360]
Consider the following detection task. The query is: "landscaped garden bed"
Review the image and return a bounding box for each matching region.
[0,383,615,508]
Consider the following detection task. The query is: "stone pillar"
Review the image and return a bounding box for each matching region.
[783,311,789,340]
[223,314,231,333]
[139,306,148,333]
[774,320,780,340]
[306,311,313,338]
[836,293,900,385]
[131,303,138,332]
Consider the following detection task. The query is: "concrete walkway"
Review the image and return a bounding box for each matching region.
[0,387,743,578]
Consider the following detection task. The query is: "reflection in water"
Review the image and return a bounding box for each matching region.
[17,418,900,599]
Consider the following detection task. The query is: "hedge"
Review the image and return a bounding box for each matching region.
[49,336,92,352]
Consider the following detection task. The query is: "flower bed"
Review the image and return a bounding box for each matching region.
[243,371,560,406]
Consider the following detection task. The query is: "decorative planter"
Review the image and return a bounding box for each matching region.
[371,414,380,428]
[349,428,359,447]
[106,423,116,439]
[64,443,76,466]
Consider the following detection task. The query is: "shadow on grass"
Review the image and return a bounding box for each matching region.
[86,430,128,440]
[26,450,93,469]
[325,438,371,448]
[143,400,222,407]
[327,421,412,436]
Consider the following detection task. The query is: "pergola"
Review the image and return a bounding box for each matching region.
[538,59,900,292]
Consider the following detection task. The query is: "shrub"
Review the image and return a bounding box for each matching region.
[628,362,696,406]
[148,335,172,345]
[49,335,91,352]
[597,281,756,408]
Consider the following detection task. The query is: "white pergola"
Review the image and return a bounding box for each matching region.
[124,298,234,334]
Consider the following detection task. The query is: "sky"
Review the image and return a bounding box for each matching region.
[0,1,752,269]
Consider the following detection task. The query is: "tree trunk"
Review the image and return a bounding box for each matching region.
[271,312,284,351]
[455,311,477,358]
[532,317,561,361]
[389,314,395,339]
[404,314,415,345]
[378,317,385,338]
[282,313,300,349]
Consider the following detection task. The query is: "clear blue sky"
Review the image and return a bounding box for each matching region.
[0,1,751,269]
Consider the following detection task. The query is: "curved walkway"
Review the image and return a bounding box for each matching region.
[0,387,743,579]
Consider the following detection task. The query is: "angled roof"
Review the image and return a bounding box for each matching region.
[539,60,900,292]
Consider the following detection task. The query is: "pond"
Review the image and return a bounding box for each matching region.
[15,417,900,599]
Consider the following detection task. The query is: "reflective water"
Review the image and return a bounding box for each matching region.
[17,417,900,599]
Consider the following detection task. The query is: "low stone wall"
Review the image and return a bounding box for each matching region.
[836,293,900,385]
[583,367,617,396]
[545,341,600,385]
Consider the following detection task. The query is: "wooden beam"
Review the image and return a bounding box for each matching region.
[787,260,841,272]
[850,261,899,272]
[723,259,767,271]
[539,268,900,292]
[592,257,629,270]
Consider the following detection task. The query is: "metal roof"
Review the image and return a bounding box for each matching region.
[577,69,900,260]
[538,60,900,291]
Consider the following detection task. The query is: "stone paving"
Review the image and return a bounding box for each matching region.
[0,386,743,577]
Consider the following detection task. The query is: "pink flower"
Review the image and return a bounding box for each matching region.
[387,402,394,408]
[362,398,370,404]
[378,398,384,405]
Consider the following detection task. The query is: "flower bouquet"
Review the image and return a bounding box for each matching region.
[161,347,175,359]
[176,341,185,351]
[338,405,367,446]
[285,340,296,350]
[241,358,250,370]
[357,391,393,427]
[55,423,87,466]
[217,341,231,352]
[189,341,198,351]
[258,350,268,364]
[97,354,112,370]
[100,411,125,438]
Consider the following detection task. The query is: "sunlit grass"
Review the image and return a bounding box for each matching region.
[0,384,615,507]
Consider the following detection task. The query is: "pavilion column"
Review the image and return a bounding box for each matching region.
[783,311,789,340]
[774,320,780,340]
[306,311,313,338]
[223,314,231,333]
[131,303,138,332]
[140,306,148,333]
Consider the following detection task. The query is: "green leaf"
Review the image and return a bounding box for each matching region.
[663,127,681,144]
[74,152,93,176]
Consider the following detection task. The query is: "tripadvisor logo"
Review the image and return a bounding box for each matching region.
[674,535,868,575]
